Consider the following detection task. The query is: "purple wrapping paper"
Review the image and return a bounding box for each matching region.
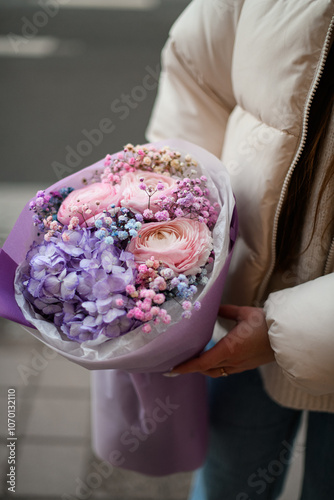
[91,229,236,475]
[0,139,237,475]
[91,371,208,476]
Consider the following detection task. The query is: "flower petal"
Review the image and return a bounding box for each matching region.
[82,301,97,315]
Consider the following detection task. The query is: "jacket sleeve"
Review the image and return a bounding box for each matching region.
[264,272,334,395]
[146,0,245,157]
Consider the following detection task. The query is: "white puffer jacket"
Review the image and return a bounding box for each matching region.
[147,0,334,412]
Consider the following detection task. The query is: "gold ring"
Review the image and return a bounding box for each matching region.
[220,367,228,377]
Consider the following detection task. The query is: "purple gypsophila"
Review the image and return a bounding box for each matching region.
[21,227,136,342]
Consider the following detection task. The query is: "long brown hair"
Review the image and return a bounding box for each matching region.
[276,43,334,270]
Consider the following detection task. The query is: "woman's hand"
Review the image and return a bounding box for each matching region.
[171,305,276,378]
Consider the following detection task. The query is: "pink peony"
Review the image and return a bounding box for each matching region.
[57,182,120,227]
[118,169,177,214]
[126,218,213,276]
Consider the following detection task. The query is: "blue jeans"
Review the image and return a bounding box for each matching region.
[189,369,334,500]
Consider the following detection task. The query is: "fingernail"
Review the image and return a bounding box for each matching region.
[162,372,180,377]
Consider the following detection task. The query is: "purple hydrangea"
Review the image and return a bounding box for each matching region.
[22,228,136,342]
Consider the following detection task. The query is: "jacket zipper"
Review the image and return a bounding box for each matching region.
[256,15,334,303]
[324,238,334,275]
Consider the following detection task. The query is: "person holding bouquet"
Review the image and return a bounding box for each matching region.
[1,138,237,475]
[146,1,334,498]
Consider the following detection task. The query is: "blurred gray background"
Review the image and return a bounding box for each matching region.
[0,2,196,499]
[0,0,190,185]
[0,1,305,499]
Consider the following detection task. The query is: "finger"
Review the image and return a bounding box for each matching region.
[170,357,208,374]
[200,366,235,378]
[218,304,242,322]
[200,368,226,378]
[171,341,230,374]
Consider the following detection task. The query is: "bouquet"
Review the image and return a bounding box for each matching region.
[0,139,237,475]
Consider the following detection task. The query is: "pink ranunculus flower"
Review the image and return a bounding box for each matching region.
[57,182,120,227]
[118,169,178,214]
[127,218,213,276]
